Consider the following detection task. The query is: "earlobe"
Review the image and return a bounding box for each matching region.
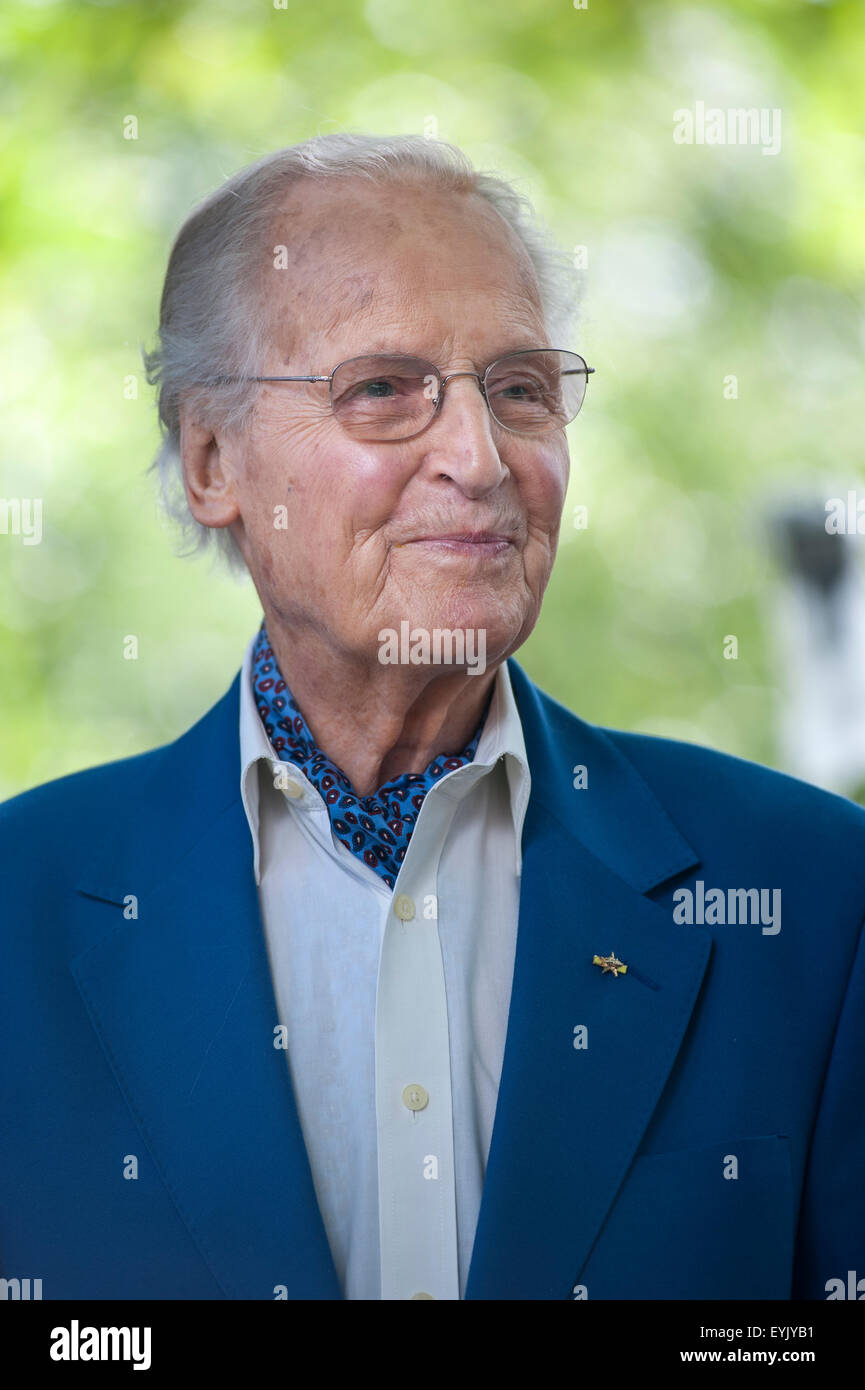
[179,415,241,529]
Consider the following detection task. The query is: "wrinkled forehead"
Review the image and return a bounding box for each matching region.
[257,178,547,363]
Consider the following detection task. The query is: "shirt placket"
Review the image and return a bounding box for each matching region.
[374,782,469,1301]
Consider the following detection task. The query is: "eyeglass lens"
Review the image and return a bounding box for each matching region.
[329,350,589,441]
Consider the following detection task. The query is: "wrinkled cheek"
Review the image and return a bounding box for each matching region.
[523,450,568,530]
[543,482,569,549]
[549,460,569,515]
[252,508,303,605]
[545,440,570,498]
[523,524,560,603]
[257,543,277,595]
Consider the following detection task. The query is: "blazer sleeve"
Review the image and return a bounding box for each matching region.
[792,907,865,1299]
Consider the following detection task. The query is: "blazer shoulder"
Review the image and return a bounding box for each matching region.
[601,723,865,845]
[511,661,865,850]
[0,670,242,851]
[0,744,169,852]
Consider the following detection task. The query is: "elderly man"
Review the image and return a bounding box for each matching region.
[1,133,864,1304]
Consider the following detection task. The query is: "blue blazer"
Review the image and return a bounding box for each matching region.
[1,659,864,1300]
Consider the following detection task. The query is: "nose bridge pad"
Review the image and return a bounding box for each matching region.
[439,371,487,414]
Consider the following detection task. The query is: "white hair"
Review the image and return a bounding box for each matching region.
[142,132,581,572]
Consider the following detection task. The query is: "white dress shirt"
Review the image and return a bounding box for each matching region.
[238,630,530,1299]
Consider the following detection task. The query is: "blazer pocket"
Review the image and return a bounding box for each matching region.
[577,1134,794,1300]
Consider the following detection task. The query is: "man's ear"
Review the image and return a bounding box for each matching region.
[179,410,241,530]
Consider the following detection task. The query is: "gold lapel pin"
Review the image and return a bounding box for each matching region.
[593,952,627,977]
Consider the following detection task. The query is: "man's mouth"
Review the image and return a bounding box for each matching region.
[406,532,515,555]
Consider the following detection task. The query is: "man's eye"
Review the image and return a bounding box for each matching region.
[497,378,543,399]
[359,378,397,398]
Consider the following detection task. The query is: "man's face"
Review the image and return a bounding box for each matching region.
[224,179,570,673]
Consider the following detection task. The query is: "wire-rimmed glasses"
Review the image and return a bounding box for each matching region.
[234,348,594,442]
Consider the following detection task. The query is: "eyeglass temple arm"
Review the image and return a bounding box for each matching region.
[210,374,332,385]
[216,366,595,385]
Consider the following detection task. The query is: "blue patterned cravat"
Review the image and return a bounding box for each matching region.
[251,621,490,890]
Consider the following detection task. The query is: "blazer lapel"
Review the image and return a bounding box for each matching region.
[465,661,712,1300]
[71,675,341,1300]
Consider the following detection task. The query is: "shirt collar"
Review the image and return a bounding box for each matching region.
[239,627,532,884]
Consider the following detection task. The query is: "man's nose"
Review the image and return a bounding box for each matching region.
[422,374,507,493]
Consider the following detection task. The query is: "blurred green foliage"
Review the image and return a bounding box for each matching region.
[1,0,864,797]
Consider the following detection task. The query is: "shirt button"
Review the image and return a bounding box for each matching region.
[410,1292,435,1299]
[402,1083,429,1112]
[394,893,415,922]
[282,777,305,800]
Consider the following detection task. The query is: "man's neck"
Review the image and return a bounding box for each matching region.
[261,621,498,797]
